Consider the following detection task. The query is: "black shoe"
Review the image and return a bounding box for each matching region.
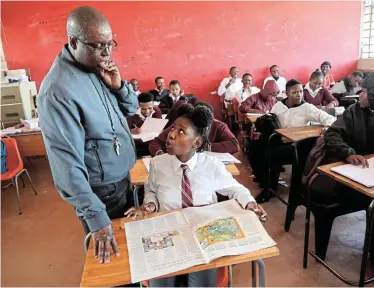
[255,189,272,203]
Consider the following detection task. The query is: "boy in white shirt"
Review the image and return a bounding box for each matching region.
[126,104,266,287]
[130,78,141,96]
[233,73,261,103]
[271,79,336,128]
[217,66,243,101]
[263,65,287,92]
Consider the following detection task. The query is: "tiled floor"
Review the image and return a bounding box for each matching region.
[1,155,373,286]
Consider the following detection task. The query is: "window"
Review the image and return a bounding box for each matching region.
[361,0,374,58]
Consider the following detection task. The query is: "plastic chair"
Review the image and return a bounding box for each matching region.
[83,233,232,287]
[0,137,37,214]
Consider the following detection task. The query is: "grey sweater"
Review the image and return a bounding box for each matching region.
[38,45,137,232]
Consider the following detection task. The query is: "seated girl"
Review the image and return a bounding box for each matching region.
[126,103,266,287]
[304,70,338,108]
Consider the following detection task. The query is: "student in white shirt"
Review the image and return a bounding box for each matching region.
[263,65,287,92]
[271,79,336,128]
[233,73,261,103]
[217,66,243,101]
[126,104,266,287]
[130,78,141,96]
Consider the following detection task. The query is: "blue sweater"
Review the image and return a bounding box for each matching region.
[38,45,137,232]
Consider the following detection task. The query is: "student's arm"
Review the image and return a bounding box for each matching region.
[306,103,337,126]
[329,75,335,87]
[38,93,110,232]
[152,106,163,119]
[324,107,355,160]
[126,115,135,130]
[322,88,339,108]
[211,122,240,154]
[213,160,255,208]
[143,162,159,211]
[239,95,263,114]
[218,79,229,96]
[112,81,138,116]
[148,126,171,156]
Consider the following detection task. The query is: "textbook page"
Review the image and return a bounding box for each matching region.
[182,200,276,262]
[132,118,168,142]
[202,151,241,164]
[125,211,206,283]
[331,158,374,188]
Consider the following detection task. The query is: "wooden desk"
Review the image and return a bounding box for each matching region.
[80,216,280,287]
[8,131,46,158]
[275,126,322,142]
[317,154,374,197]
[246,114,263,123]
[309,154,374,286]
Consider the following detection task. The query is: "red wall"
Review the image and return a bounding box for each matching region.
[1,1,361,116]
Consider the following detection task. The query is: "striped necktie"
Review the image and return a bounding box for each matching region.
[181,164,193,208]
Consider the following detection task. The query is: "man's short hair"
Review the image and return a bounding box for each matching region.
[286,79,302,91]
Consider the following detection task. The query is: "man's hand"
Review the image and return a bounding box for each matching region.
[92,224,119,264]
[246,202,267,222]
[125,203,157,220]
[346,155,369,168]
[98,61,122,90]
[131,127,142,135]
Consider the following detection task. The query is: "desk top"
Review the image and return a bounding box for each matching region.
[275,126,322,142]
[317,154,374,197]
[246,114,263,123]
[129,159,240,186]
[80,215,279,287]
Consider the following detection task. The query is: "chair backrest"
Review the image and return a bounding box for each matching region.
[289,137,318,195]
[1,137,23,173]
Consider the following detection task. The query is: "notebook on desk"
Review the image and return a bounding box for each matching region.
[132,118,168,142]
[331,158,374,188]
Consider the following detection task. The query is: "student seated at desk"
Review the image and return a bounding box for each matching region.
[271,79,337,128]
[239,79,279,114]
[331,71,364,107]
[165,97,200,128]
[149,101,240,156]
[232,73,261,104]
[217,66,243,101]
[126,92,162,133]
[263,65,287,92]
[320,61,335,89]
[126,104,266,287]
[126,93,162,157]
[149,76,170,101]
[158,80,185,114]
[304,70,338,108]
[130,78,141,96]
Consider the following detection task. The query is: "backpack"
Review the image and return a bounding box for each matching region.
[302,135,325,185]
[1,140,7,174]
[254,113,281,146]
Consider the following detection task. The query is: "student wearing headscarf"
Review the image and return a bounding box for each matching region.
[239,79,279,114]
[320,61,335,89]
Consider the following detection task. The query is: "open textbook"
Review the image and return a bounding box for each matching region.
[125,200,276,283]
[331,157,374,188]
[132,118,168,142]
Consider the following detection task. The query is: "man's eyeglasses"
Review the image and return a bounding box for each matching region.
[76,38,118,53]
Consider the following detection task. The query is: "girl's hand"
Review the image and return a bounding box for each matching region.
[124,203,156,220]
[246,201,267,222]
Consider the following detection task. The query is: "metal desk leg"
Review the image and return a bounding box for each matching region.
[359,199,374,287]
[133,185,140,207]
[252,259,266,287]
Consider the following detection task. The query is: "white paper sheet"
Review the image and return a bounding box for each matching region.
[331,158,374,188]
[202,151,241,164]
[132,118,168,142]
[246,113,264,117]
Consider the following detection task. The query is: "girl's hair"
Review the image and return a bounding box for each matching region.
[310,70,324,80]
[176,103,214,152]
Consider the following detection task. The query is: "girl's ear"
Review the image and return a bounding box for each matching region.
[193,136,203,150]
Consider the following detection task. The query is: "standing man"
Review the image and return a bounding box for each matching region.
[38,6,137,264]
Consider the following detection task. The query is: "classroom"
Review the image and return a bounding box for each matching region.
[1,1,374,287]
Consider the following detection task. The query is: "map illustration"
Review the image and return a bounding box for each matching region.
[142,230,181,253]
[195,217,245,249]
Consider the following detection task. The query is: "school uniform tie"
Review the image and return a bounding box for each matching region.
[181,164,193,208]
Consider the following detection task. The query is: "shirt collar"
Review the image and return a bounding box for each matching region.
[169,93,180,102]
[136,108,154,121]
[171,153,198,172]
